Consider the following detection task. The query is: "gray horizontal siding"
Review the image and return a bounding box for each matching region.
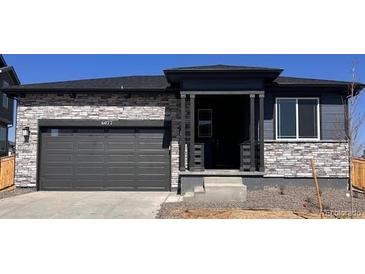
[263,91,346,141]
[320,94,346,140]
[264,93,274,139]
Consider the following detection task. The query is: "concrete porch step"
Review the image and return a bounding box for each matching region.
[183,177,247,202]
[204,177,244,188]
[194,185,205,193]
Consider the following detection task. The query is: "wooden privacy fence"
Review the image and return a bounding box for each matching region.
[352,157,365,192]
[0,155,15,191]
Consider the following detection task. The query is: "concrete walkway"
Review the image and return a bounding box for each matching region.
[0,191,175,219]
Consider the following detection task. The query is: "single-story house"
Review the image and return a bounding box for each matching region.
[1,64,364,192]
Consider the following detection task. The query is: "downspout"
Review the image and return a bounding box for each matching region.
[6,97,17,155]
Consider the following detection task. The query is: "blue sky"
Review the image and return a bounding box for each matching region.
[4,54,365,150]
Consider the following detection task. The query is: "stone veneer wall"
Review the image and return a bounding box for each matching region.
[264,141,349,178]
[15,92,180,188]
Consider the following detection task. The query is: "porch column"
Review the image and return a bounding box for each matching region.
[179,94,186,171]
[189,94,195,171]
[259,94,265,172]
[250,94,255,171]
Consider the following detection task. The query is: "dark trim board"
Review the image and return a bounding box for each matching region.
[36,119,172,191]
[38,119,171,128]
[181,90,265,95]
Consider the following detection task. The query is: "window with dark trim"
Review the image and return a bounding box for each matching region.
[198,109,212,138]
[276,98,320,140]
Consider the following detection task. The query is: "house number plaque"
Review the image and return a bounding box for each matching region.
[101,120,113,126]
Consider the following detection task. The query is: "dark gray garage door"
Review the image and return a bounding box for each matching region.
[39,127,170,191]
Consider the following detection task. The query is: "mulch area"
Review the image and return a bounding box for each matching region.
[157,186,365,219]
[0,187,35,200]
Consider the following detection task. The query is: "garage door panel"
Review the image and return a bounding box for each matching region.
[137,160,169,166]
[42,166,74,175]
[135,180,168,189]
[45,154,74,163]
[105,180,138,188]
[138,138,165,144]
[77,141,105,151]
[41,178,73,189]
[106,155,135,163]
[75,166,105,176]
[106,143,135,151]
[74,155,105,163]
[137,155,167,162]
[40,126,170,191]
[105,150,135,156]
[137,150,168,155]
[75,175,105,181]
[107,167,135,175]
[43,140,74,150]
[73,181,105,189]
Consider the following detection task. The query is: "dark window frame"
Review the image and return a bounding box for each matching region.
[275,97,320,140]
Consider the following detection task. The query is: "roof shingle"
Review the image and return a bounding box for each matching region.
[6,75,169,91]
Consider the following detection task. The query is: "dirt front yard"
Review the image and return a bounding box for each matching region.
[157,186,365,219]
[159,208,365,219]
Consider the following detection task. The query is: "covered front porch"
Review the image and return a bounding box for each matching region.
[179,91,265,174]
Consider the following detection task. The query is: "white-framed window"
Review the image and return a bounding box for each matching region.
[2,93,8,109]
[275,97,320,140]
[198,109,212,138]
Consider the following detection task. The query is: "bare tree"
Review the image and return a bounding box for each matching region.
[344,61,365,217]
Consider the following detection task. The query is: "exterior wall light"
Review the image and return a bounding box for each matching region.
[23,127,30,142]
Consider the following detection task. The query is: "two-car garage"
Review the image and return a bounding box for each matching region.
[38,120,171,191]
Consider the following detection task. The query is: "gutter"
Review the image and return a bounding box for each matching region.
[0,87,179,97]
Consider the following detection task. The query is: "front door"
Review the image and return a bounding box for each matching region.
[213,99,241,169]
[196,96,246,169]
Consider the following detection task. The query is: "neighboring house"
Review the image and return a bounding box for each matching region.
[0,55,19,156]
[1,64,364,191]
[7,140,15,155]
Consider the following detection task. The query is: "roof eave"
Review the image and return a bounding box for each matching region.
[269,83,365,95]
[0,66,21,85]
[163,68,283,74]
[1,87,173,96]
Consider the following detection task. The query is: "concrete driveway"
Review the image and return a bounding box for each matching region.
[0,191,175,219]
